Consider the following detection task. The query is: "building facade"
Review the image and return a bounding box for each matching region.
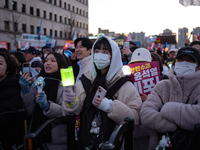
[0,0,89,50]
[192,27,200,41]
[178,27,188,48]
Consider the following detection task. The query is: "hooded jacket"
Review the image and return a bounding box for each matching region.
[0,74,23,113]
[76,55,91,82]
[62,36,142,125]
[140,69,200,150]
[30,57,43,68]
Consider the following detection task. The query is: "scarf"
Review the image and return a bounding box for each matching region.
[30,71,61,142]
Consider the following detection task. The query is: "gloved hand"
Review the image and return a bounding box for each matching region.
[19,76,31,94]
[93,97,113,112]
[37,92,49,110]
[63,86,76,104]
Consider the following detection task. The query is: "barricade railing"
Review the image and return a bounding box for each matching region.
[23,113,76,150]
[85,117,134,150]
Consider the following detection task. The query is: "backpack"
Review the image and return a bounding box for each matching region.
[78,74,132,149]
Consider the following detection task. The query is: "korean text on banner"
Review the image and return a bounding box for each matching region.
[127,61,161,95]
[0,41,8,50]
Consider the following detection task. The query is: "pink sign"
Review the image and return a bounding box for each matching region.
[127,61,161,95]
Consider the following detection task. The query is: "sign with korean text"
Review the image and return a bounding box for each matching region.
[63,40,74,51]
[127,61,161,95]
[0,41,8,50]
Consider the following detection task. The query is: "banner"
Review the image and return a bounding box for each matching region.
[63,40,74,51]
[125,33,132,42]
[0,41,8,50]
[127,61,161,95]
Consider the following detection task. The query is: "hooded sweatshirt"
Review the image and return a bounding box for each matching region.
[63,35,142,149]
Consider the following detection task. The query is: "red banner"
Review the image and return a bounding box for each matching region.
[127,61,161,95]
[63,40,74,52]
[0,41,8,50]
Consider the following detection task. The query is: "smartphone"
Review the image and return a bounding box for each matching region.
[92,86,107,105]
[22,63,30,74]
[123,42,130,49]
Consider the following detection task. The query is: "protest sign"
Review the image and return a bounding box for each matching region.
[127,61,161,95]
[0,41,8,50]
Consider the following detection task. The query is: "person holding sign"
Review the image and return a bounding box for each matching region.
[140,47,200,150]
[62,36,142,149]
[19,52,69,149]
[127,47,153,150]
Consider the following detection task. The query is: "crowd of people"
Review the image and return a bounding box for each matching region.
[0,37,200,150]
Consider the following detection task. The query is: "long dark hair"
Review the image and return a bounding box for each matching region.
[0,50,20,76]
[94,38,112,55]
[39,52,68,76]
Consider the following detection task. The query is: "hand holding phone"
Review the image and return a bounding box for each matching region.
[123,42,130,49]
[92,86,107,106]
[22,63,31,77]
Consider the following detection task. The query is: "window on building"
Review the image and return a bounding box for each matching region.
[68,18,71,24]
[59,16,62,23]
[54,0,57,5]
[79,9,82,15]
[55,30,57,37]
[4,0,9,9]
[86,24,88,30]
[30,25,34,34]
[7,43,10,50]
[37,27,39,34]
[83,0,85,4]
[60,31,62,38]
[22,24,26,33]
[21,4,26,13]
[4,21,9,30]
[44,28,46,35]
[76,8,78,14]
[36,9,40,17]
[86,12,88,17]
[83,23,85,29]
[54,14,57,21]
[59,0,62,7]
[14,22,18,31]
[30,6,34,15]
[80,22,82,28]
[64,2,66,9]
[49,12,52,20]
[12,1,17,11]
[65,32,67,38]
[83,10,85,16]
[50,29,52,36]
[86,0,88,5]
[43,11,46,18]
[76,21,79,27]
[68,4,70,11]
[72,20,74,26]
[64,17,67,24]
[49,0,52,3]
[72,6,74,12]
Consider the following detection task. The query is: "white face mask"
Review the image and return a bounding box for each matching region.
[94,53,111,70]
[174,61,197,76]
[44,54,48,58]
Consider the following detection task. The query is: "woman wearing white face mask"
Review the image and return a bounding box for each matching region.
[140,46,200,150]
[62,36,142,149]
